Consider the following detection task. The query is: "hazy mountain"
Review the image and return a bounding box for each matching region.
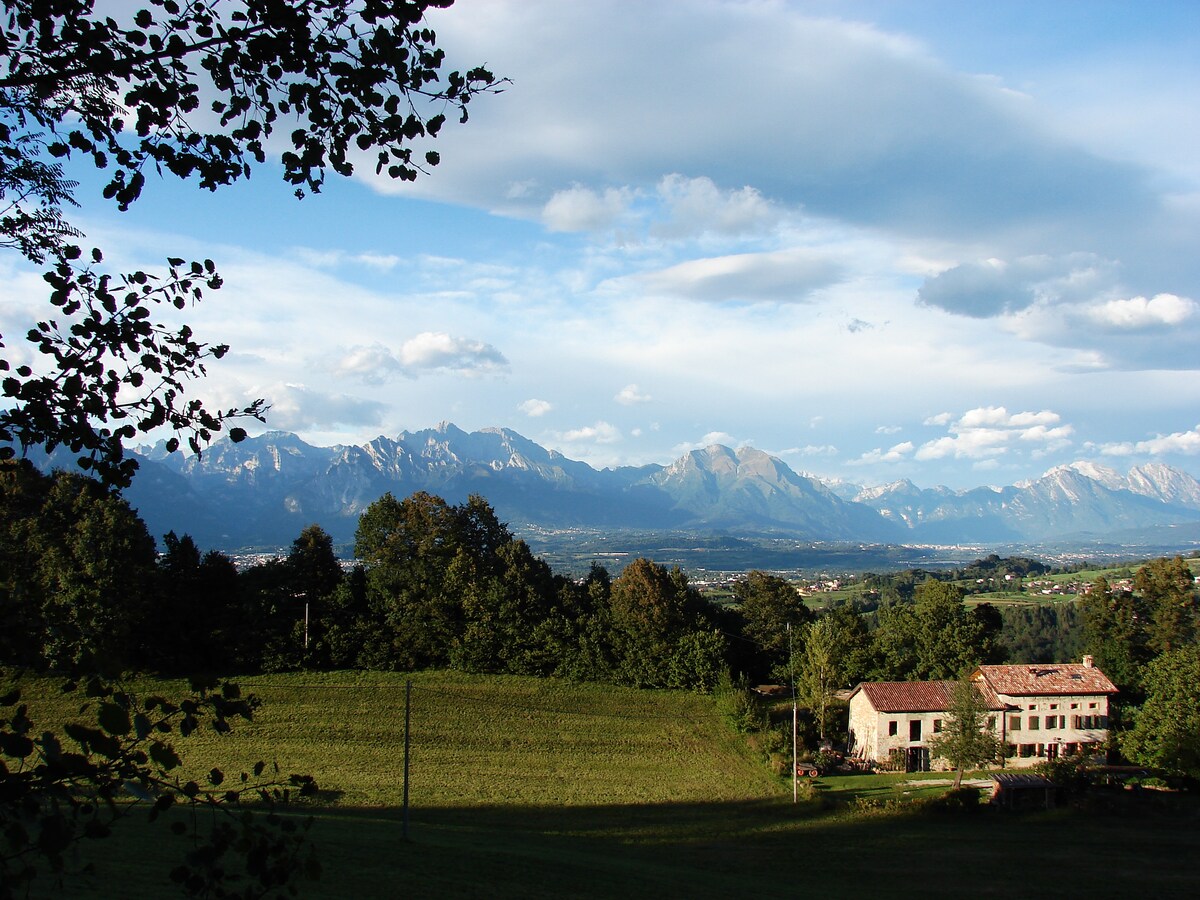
[28,423,1200,552]
[855,462,1200,543]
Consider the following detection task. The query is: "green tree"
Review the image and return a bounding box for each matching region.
[0,463,157,670]
[453,539,558,676]
[870,582,998,681]
[355,491,463,668]
[733,570,812,680]
[149,532,243,674]
[794,617,843,740]
[1080,575,1149,692]
[0,0,502,485]
[1121,646,1200,779]
[1135,556,1198,655]
[927,677,1003,788]
[608,558,719,690]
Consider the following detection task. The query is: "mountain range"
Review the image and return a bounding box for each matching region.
[102,422,1200,554]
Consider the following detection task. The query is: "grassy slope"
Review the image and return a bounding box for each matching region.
[9,670,1199,899]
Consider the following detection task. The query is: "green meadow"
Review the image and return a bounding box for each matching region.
[9,671,1199,899]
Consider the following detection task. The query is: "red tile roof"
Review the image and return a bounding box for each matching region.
[855,681,957,712]
[975,663,1117,697]
[854,679,1007,713]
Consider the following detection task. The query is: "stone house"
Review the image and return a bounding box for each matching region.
[847,656,1117,772]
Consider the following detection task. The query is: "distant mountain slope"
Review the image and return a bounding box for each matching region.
[855,463,1200,543]
[31,423,1197,551]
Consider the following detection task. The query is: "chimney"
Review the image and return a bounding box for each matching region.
[1083,654,1094,668]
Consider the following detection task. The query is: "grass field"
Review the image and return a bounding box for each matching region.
[7,670,1199,899]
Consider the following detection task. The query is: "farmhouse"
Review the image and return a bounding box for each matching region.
[847,656,1118,772]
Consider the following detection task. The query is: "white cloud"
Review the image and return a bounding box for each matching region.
[958,406,1059,429]
[615,383,652,405]
[249,383,387,431]
[1100,425,1200,457]
[619,248,843,304]
[397,332,509,373]
[654,174,777,238]
[335,344,406,383]
[1085,293,1196,329]
[335,333,508,381]
[559,421,622,444]
[541,185,635,233]
[518,398,553,417]
[914,407,1073,461]
[924,412,954,426]
[875,425,903,435]
[672,431,743,455]
[854,441,914,465]
[779,445,839,458]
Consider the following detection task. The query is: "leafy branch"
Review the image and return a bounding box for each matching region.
[0,675,319,899]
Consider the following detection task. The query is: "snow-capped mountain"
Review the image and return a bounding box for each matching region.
[81,425,1200,550]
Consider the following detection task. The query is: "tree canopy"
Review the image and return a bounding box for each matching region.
[927,677,1003,788]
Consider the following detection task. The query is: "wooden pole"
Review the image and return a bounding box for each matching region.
[789,623,797,803]
[403,679,411,840]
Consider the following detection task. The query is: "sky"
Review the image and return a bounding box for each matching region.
[3,0,1200,490]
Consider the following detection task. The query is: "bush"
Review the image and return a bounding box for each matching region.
[924,786,982,814]
[1034,754,1093,792]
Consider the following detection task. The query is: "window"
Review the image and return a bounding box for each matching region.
[933,719,943,734]
[1045,715,1059,729]
[1028,704,1037,711]
[1009,716,1022,731]
[987,716,997,730]
[1089,702,1098,709]
[1049,703,1059,710]
[1071,702,1080,709]
[909,720,922,742]
[1028,716,1040,731]
[1019,744,1036,758]
[888,720,898,737]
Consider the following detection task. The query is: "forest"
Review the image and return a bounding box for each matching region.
[4,462,1197,722]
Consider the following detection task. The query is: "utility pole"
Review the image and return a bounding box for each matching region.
[788,622,797,804]
[403,679,412,840]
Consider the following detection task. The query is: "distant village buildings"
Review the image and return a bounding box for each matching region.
[847,657,1118,772]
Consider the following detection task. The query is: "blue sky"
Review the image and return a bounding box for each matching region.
[4,0,1199,489]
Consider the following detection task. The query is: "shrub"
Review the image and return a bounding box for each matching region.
[923,786,982,814]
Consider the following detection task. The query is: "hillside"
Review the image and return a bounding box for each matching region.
[15,670,1198,900]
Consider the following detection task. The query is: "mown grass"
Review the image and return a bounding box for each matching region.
[8,670,1200,899]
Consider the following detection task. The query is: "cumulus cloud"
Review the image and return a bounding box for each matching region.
[335,334,508,382]
[620,248,843,304]
[399,332,508,371]
[559,421,622,444]
[917,254,1118,319]
[915,406,1074,461]
[542,185,636,232]
[1085,293,1196,330]
[779,445,839,458]
[518,398,553,417]
[334,344,406,384]
[854,441,915,465]
[615,383,652,405]
[672,432,744,455]
[1100,425,1200,457]
[959,407,1060,429]
[253,383,387,431]
[875,425,902,435]
[653,174,777,238]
